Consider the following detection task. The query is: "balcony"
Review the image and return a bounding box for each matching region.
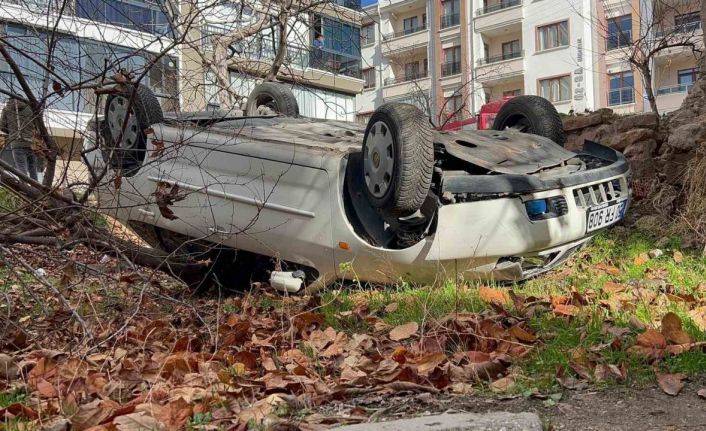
[227,43,363,93]
[382,74,431,99]
[440,13,460,29]
[654,22,701,38]
[441,61,461,77]
[476,0,521,15]
[384,72,429,86]
[474,0,522,33]
[477,50,523,65]
[379,0,426,12]
[475,51,524,83]
[607,87,635,106]
[656,84,693,113]
[383,24,427,40]
[381,28,428,57]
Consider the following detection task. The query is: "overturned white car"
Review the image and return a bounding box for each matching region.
[84,83,630,291]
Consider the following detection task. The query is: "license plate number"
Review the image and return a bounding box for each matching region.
[586,199,628,233]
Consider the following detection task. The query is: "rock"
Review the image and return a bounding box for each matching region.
[609,128,655,152]
[624,139,658,179]
[616,112,659,132]
[334,412,543,431]
[0,353,19,380]
[563,112,606,131]
[649,249,664,258]
[667,121,706,151]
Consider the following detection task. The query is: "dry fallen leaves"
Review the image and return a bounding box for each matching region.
[657,373,686,396]
[389,322,419,341]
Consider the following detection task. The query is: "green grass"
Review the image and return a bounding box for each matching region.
[0,186,20,213]
[319,226,706,393]
[0,388,27,408]
[321,279,486,331]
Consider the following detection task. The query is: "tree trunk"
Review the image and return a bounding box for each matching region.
[641,64,659,116]
[266,16,288,81]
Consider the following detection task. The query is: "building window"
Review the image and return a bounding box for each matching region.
[607,15,632,50]
[537,20,569,51]
[404,62,420,80]
[440,0,460,28]
[675,11,701,32]
[501,40,521,59]
[403,16,420,34]
[539,75,571,102]
[678,68,698,91]
[503,89,522,97]
[75,0,171,35]
[608,71,634,105]
[444,92,464,122]
[442,46,461,76]
[363,68,375,89]
[311,14,362,79]
[0,23,178,112]
[361,23,375,45]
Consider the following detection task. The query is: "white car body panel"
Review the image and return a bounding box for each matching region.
[86,116,631,288]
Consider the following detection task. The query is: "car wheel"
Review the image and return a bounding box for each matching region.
[246,82,299,116]
[362,103,434,218]
[492,95,566,146]
[103,83,163,171]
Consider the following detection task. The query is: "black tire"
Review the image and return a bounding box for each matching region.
[246,82,299,116]
[492,95,566,146]
[362,103,434,218]
[103,83,163,171]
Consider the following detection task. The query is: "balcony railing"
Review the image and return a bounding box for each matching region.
[656,83,695,95]
[655,22,701,38]
[476,0,522,16]
[225,42,362,79]
[441,61,461,77]
[608,87,635,106]
[606,30,632,50]
[331,0,362,10]
[384,71,429,86]
[477,50,523,65]
[440,12,460,29]
[383,24,427,40]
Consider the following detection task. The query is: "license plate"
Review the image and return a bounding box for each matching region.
[586,199,628,233]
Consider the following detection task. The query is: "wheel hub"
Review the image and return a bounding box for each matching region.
[364,121,394,198]
[107,95,139,149]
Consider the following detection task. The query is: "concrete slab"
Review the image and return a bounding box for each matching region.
[334,412,543,431]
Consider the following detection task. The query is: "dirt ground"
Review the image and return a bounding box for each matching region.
[320,381,706,430]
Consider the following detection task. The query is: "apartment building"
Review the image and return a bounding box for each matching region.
[0,0,178,153]
[357,0,473,125]
[188,0,365,121]
[646,0,702,113]
[358,0,703,124]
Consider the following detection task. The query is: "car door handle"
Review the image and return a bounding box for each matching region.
[137,208,155,218]
[208,227,232,235]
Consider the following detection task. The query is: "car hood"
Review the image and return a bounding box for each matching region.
[436,129,576,175]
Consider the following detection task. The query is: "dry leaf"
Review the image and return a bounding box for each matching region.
[636,329,667,349]
[661,312,692,345]
[698,388,706,399]
[509,325,536,343]
[689,306,706,331]
[656,373,686,396]
[490,376,515,392]
[389,322,418,341]
[479,287,510,305]
[416,352,446,375]
[384,302,399,313]
[634,253,650,265]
